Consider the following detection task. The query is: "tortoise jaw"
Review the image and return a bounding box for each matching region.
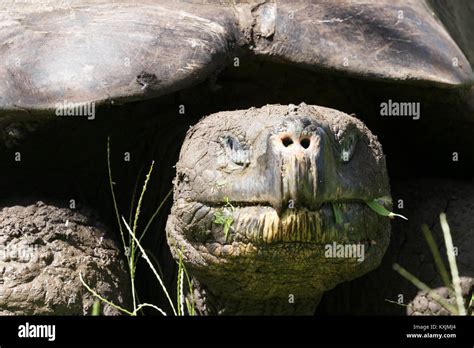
[178,199,387,247]
[167,198,391,299]
[167,198,391,300]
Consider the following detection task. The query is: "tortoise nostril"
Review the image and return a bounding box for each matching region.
[300,137,311,149]
[281,137,293,147]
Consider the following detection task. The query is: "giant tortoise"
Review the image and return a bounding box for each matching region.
[0,0,473,315]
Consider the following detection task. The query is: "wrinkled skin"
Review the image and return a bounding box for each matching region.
[166,103,391,314]
[0,200,130,315]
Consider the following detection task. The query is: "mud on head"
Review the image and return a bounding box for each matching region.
[166,103,391,301]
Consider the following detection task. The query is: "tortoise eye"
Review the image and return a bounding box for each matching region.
[221,135,250,166]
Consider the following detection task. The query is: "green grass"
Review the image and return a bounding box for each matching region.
[80,137,195,316]
[213,196,235,241]
[392,213,470,315]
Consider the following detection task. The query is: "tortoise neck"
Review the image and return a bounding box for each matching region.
[188,278,321,315]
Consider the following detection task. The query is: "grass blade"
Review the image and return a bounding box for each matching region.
[132,161,154,239]
[92,300,101,316]
[177,253,184,316]
[139,188,173,243]
[122,217,177,315]
[393,263,458,314]
[107,137,127,260]
[182,260,195,316]
[80,272,133,316]
[439,213,466,315]
[129,161,155,311]
[421,224,452,290]
[133,303,167,316]
[128,166,143,227]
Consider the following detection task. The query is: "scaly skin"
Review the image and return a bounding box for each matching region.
[166,103,391,315]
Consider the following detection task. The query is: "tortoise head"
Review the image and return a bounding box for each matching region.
[166,103,391,307]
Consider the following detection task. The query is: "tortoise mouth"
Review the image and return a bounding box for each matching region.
[168,198,392,298]
[178,199,389,247]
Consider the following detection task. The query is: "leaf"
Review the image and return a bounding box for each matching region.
[366,200,407,220]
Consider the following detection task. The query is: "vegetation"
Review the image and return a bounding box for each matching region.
[366,199,408,220]
[393,213,471,315]
[80,138,195,316]
[213,197,235,241]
